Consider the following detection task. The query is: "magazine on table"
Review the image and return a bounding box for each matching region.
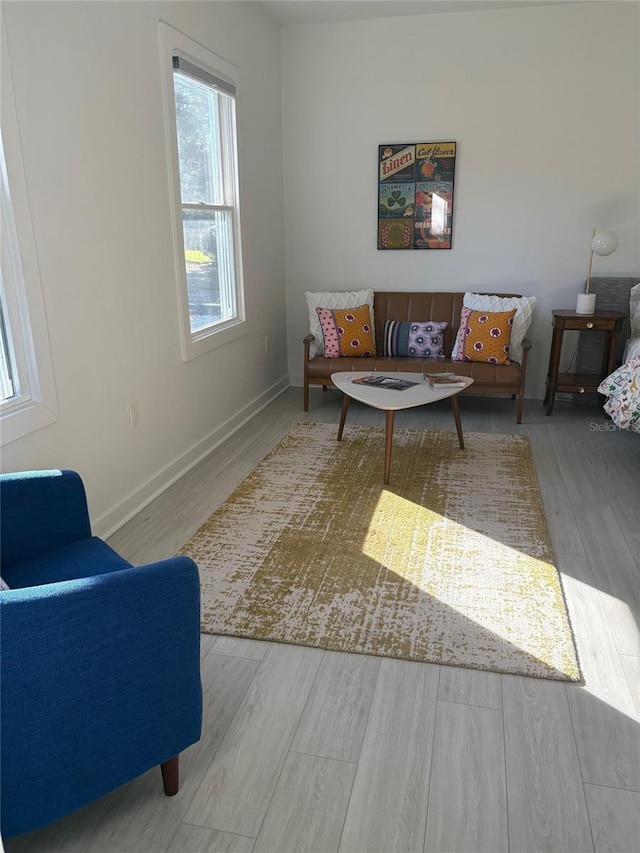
[424,372,466,389]
[352,374,420,391]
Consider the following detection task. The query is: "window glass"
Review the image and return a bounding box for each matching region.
[0,298,17,402]
[182,208,237,331]
[174,72,223,206]
[0,122,58,444]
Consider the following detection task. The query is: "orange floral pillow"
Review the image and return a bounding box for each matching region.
[316,304,376,358]
[461,308,516,364]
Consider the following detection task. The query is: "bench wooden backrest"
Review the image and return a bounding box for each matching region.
[373,292,521,356]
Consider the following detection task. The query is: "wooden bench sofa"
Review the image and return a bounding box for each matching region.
[303,291,531,423]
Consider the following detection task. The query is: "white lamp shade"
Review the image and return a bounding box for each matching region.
[592,230,619,257]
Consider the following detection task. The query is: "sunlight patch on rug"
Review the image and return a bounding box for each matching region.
[180,422,581,681]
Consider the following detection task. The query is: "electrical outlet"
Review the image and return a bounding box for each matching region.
[127,402,140,428]
[264,336,272,354]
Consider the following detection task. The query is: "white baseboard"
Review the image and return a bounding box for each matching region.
[94,376,290,539]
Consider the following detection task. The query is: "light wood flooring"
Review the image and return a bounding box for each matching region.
[6,388,640,853]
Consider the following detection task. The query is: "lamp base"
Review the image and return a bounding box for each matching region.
[576,293,596,314]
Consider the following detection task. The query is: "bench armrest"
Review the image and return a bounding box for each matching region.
[303,333,316,363]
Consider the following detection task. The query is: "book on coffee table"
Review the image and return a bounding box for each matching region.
[424,372,466,389]
[352,375,419,391]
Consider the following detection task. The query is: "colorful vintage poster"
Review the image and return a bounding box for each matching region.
[378,141,456,250]
[378,219,413,250]
[378,182,416,219]
[379,144,416,183]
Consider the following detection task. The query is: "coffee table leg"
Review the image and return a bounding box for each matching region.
[337,394,350,441]
[384,410,395,484]
[450,394,465,450]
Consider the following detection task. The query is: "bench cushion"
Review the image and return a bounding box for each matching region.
[306,355,522,390]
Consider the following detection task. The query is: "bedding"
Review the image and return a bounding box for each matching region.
[623,283,640,362]
[598,354,640,433]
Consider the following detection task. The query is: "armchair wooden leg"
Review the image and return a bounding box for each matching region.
[161,755,179,796]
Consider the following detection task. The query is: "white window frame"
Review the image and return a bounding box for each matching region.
[1,28,58,446]
[159,22,246,361]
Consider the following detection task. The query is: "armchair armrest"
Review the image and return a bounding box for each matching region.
[1,556,203,837]
[521,336,532,352]
[0,470,91,569]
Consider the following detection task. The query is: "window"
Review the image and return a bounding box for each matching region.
[1,32,58,446]
[160,24,245,360]
[0,289,18,403]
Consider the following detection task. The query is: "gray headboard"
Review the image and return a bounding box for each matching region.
[574,276,639,405]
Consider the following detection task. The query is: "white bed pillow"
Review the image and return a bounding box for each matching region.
[451,293,537,364]
[624,337,640,363]
[306,289,375,357]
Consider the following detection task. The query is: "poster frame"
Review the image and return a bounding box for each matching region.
[377,141,457,250]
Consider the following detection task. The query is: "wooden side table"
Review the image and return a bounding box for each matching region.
[543,309,625,415]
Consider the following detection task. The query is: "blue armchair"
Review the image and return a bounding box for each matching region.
[0,470,203,839]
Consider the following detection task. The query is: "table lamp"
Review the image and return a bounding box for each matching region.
[577,227,619,313]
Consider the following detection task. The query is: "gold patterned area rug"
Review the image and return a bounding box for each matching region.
[181,422,581,681]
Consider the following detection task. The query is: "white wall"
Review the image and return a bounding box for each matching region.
[1,1,286,534]
[282,1,640,396]
[2,1,639,535]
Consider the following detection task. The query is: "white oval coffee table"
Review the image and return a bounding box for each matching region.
[331,371,474,485]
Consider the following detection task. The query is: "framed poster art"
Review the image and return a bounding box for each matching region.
[378,141,456,250]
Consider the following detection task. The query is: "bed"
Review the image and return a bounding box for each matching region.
[598,283,640,432]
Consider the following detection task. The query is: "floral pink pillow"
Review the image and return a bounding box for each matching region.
[452,307,473,361]
[315,305,376,358]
